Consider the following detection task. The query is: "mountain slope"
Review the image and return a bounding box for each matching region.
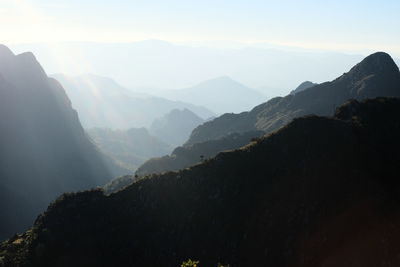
[135,52,400,176]
[136,130,264,177]
[0,45,117,240]
[160,76,266,114]
[52,74,214,129]
[149,108,205,146]
[2,97,400,267]
[186,52,400,145]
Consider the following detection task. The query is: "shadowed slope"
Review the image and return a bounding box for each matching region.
[0,45,117,240]
[1,97,400,267]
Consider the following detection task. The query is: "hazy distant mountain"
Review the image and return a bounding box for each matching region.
[186,52,400,145]
[0,45,121,240]
[52,74,215,129]
[11,40,365,92]
[290,81,318,94]
[87,127,173,172]
[4,97,400,266]
[160,76,266,114]
[149,108,205,146]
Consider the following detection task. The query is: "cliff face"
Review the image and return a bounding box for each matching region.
[0,45,115,240]
[2,97,400,267]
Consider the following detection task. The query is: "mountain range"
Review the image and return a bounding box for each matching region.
[11,40,369,90]
[186,52,400,146]
[52,74,214,129]
[132,52,400,177]
[2,97,400,266]
[0,45,123,240]
[1,44,400,266]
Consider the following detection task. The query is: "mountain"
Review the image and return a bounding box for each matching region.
[290,81,318,94]
[87,127,173,171]
[149,108,205,146]
[186,52,400,145]
[135,52,400,177]
[11,41,364,91]
[52,74,215,129]
[160,76,266,114]
[2,97,400,267]
[135,130,264,177]
[0,45,124,240]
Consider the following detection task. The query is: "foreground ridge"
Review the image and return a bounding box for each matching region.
[1,97,400,267]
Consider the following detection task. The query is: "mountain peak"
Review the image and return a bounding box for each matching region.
[346,52,399,79]
[0,44,14,58]
[290,81,318,95]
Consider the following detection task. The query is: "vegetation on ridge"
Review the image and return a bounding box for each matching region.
[1,97,400,267]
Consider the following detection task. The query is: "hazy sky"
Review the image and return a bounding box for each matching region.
[1,0,400,55]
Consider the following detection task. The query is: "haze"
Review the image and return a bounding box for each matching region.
[2,0,400,94]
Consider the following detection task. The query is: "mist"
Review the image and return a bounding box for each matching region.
[10,40,369,94]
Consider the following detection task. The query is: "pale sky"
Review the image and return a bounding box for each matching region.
[1,0,400,56]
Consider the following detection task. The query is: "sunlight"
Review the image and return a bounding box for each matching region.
[45,43,93,75]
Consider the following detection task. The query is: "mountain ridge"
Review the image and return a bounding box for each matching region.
[133,52,400,178]
[186,52,400,146]
[2,97,400,266]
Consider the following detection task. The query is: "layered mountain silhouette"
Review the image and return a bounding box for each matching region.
[160,76,266,114]
[87,127,173,171]
[133,52,400,177]
[52,74,214,129]
[2,97,400,267]
[149,108,205,146]
[0,45,121,240]
[186,52,400,146]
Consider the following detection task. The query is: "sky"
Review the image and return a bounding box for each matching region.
[1,0,400,56]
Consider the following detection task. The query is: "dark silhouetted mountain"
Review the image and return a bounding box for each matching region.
[160,76,266,114]
[52,74,215,128]
[290,81,318,94]
[0,45,121,240]
[136,130,264,177]
[149,108,205,146]
[2,97,400,267]
[87,127,173,171]
[186,52,400,145]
